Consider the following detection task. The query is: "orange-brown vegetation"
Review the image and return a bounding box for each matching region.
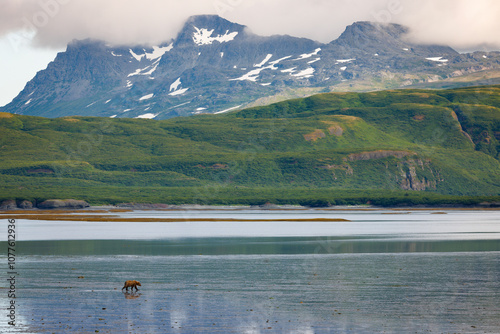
[0,213,350,222]
[304,129,326,142]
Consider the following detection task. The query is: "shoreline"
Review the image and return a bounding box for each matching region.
[1,203,500,213]
[0,205,498,223]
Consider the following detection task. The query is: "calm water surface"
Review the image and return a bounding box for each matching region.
[1,209,499,333]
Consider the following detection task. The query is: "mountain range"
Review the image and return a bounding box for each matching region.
[2,15,500,120]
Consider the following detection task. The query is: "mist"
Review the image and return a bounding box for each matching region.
[1,0,499,50]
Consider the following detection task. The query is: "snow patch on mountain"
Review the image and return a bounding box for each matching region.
[336,59,355,63]
[192,27,238,46]
[139,94,154,101]
[426,57,448,63]
[171,101,191,109]
[129,49,144,61]
[143,59,161,76]
[230,61,278,82]
[230,68,261,82]
[254,54,273,67]
[214,105,242,114]
[111,51,122,57]
[281,67,296,74]
[135,113,158,119]
[294,48,321,61]
[144,44,173,60]
[269,55,292,66]
[128,66,147,77]
[169,78,189,96]
[169,88,189,96]
[308,58,321,64]
[193,107,207,115]
[25,99,32,105]
[292,68,315,78]
[128,59,161,77]
[170,78,182,92]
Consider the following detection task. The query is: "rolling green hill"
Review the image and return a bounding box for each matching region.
[1,85,499,206]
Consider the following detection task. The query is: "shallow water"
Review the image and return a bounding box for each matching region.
[1,210,499,333]
[13,209,500,241]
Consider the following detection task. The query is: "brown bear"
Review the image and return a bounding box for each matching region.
[122,280,141,291]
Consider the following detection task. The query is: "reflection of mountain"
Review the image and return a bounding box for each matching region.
[2,15,500,119]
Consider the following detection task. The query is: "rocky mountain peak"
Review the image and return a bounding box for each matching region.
[332,21,411,53]
[337,21,407,43]
[329,20,457,58]
[174,14,246,47]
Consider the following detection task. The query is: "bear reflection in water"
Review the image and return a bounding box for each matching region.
[123,291,142,299]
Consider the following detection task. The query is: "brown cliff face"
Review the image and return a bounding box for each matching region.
[319,151,442,191]
[399,166,436,191]
[398,159,438,191]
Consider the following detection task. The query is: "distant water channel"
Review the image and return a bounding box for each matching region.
[1,209,499,333]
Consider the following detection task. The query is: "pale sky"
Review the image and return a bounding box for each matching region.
[1,0,499,107]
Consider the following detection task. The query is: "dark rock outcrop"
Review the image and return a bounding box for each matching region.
[0,200,17,210]
[38,199,90,209]
[18,200,33,209]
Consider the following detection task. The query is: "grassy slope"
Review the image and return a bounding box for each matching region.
[0,86,499,206]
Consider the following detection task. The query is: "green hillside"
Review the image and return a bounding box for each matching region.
[1,85,499,206]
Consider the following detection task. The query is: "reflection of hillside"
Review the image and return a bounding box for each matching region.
[8,237,500,256]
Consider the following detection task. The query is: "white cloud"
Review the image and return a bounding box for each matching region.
[1,0,499,106]
[0,0,498,50]
[396,0,500,51]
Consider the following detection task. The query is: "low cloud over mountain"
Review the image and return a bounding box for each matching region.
[1,0,499,51]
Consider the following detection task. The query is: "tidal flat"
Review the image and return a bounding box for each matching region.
[1,209,499,333]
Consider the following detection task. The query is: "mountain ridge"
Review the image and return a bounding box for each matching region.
[2,15,500,119]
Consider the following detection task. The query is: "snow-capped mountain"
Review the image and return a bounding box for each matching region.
[3,15,500,119]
